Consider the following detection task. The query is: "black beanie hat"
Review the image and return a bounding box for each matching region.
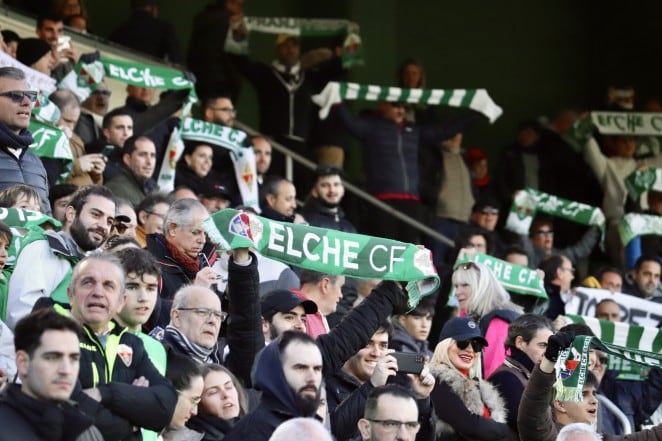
[17,38,52,67]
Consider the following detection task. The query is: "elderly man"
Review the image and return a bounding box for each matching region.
[65,252,177,441]
[7,185,116,329]
[0,308,103,441]
[105,136,158,208]
[0,67,51,212]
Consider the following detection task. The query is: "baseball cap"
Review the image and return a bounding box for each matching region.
[198,180,232,200]
[275,34,299,46]
[439,317,488,346]
[472,196,500,214]
[261,289,318,320]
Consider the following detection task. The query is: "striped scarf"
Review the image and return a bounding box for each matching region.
[164,325,220,364]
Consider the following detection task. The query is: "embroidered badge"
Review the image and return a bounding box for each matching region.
[117,344,133,367]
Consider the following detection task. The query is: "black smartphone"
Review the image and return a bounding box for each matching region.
[392,352,425,375]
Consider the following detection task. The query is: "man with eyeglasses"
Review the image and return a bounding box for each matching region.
[0,67,51,213]
[358,385,423,441]
[7,185,116,330]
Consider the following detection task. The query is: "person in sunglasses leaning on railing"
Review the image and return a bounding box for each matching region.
[428,317,515,441]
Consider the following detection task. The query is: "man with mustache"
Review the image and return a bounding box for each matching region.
[0,308,104,440]
[7,185,116,330]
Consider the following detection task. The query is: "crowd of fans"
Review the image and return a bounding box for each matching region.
[0,1,660,441]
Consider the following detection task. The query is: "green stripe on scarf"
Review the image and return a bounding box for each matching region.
[625,168,662,201]
[505,188,606,241]
[28,120,73,183]
[312,82,503,123]
[454,252,547,299]
[618,213,662,245]
[203,209,439,307]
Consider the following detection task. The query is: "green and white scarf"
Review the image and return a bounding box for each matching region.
[58,59,105,102]
[203,209,440,307]
[591,111,662,136]
[312,81,503,123]
[156,118,259,211]
[28,119,73,183]
[554,333,662,402]
[625,167,662,200]
[505,188,606,239]
[454,252,547,299]
[618,213,662,245]
[0,50,56,94]
[225,17,364,68]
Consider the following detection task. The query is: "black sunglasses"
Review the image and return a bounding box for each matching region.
[456,339,485,352]
[0,90,38,103]
[111,221,128,234]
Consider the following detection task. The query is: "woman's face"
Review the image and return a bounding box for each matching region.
[185,144,213,178]
[454,281,472,312]
[401,64,422,88]
[170,376,204,429]
[200,370,241,420]
[448,340,478,371]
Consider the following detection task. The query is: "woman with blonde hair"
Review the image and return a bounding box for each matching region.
[429,317,514,441]
[452,260,523,377]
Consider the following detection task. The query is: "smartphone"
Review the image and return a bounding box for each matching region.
[392,352,425,375]
[57,35,71,52]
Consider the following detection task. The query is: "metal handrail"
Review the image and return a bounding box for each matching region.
[235,121,454,246]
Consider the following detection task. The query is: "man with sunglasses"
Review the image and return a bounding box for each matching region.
[0,67,51,214]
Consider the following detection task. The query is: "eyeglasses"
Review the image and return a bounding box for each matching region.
[111,221,128,234]
[92,89,112,97]
[456,339,485,352]
[0,90,38,103]
[366,419,420,433]
[146,211,166,220]
[212,107,237,114]
[480,208,499,215]
[534,230,554,237]
[177,307,227,321]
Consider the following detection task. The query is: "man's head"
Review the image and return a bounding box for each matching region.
[102,109,134,147]
[631,255,661,298]
[136,192,170,234]
[122,136,156,180]
[203,95,236,126]
[14,308,82,402]
[262,178,297,218]
[16,38,56,75]
[396,297,434,342]
[115,247,161,331]
[50,89,81,135]
[278,331,323,416]
[598,267,623,293]
[530,218,555,253]
[311,165,345,209]
[299,270,345,316]
[36,14,64,49]
[260,289,318,342]
[358,385,420,441]
[49,184,78,223]
[470,197,500,231]
[252,136,272,177]
[0,67,34,134]
[648,190,662,215]
[67,253,126,334]
[126,85,155,106]
[540,254,574,292]
[504,313,554,365]
[504,246,529,267]
[170,285,224,349]
[595,299,621,322]
[163,198,209,259]
[65,185,116,251]
[269,417,334,441]
[516,119,542,148]
[378,102,405,125]
[198,180,232,214]
[113,198,137,239]
[275,34,300,67]
[342,325,391,384]
[82,83,111,116]
[556,423,602,441]
[553,371,599,426]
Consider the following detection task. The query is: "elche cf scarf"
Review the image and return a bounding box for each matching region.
[203,209,439,307]
[225,17,364,68]
[618,213,662,245]
[553,316,662,402]
[625,167,662,200]
[505,188,606,243]
[312,81,503,123]
[157,118,259,211]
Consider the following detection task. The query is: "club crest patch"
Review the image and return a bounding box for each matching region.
[117,344,133,367]
[229,213,254,243]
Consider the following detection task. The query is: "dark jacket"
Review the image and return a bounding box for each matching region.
[259,204,295,223]
[0,384,104,441]
[186,413,235,441]
[488,347,535,437]
[77,320,177,440]
[326,368,371,439]
[336,105,458,197]
[0,127,51,213]
[301,197,357,233]
[105,166,156,208]
[543,282,565,321]
[522,225,601,269]
[109,9,181,63]
[390,321,433,358]
[599,367,662,431]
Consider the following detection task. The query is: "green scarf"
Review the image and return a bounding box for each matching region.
[618,213,662,245]
[312,81,503,123]
[505,188,605,241]
[591,111,662,136]
[225,17,364,68]
[156,118,259,210]
[28,119,73,183]
[454,252,547,299]
[625,167,662,201]
[0,49,56,94]
[203,209,439,307]
[58,59,105,102]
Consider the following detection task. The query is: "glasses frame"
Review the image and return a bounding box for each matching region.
[0,90,38,104]
[366,419,421,433]
[533,230,554,237]
[177,307,227,322]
